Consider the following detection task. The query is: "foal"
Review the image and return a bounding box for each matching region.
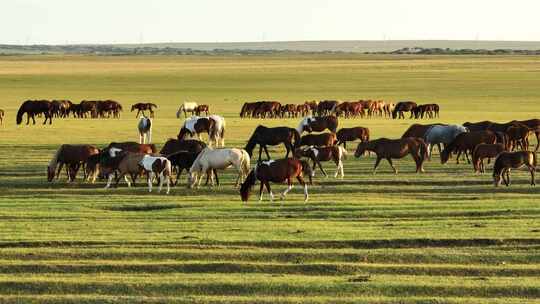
[139,155,172,194]
[138,116,152,144]
[354,138,428,173]
[472,143,505,173]
[493,151,536,187]
[240,158,313,203]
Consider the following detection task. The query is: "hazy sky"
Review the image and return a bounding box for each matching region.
[3,0,540,44]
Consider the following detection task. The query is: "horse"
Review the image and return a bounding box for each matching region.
[413,104,440,119]
[506,123,532,151]
[317,100,339,116]
[101,151,146,189]
[178,116,215,143]
[472,143,506,173]
[294,145,347,178]
[137,116,152,144]
[97,100,122,118]
[511,119,540,151]
[296,116,338,134]
[138,155,172,194]
[383,102,395,118]
[16,100,53,125]
[188,147,250,188]
[47,144,100,182]
[131,102,157,118]
[424,124,468,157]
[159,139,206,155]
[177,102,199,118]
[208,114,226,147]
[244,125,300,160]
[354,138,428,174]
[195,104,209,116]
[298,133,337,148]
[441,131,497,164]
[493,151,536,187]
[336,127,370,149]
[240,158,313,203]
[392,101,417,119]
[106,142,157,154]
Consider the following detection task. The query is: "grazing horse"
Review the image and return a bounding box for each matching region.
[296,116,338,134]
[195,104,209,116]
[493,151,536,187]
[16,100,53,125]
[131,102,157,118]
[166,151,211,186]
[506,123,532,151]
[188,147,250,188]
[317,100,339,116]
[336,127,370,149]
[294,146,347,178]
[354,138,428,173]
[102,151,145,189]
[178,116,215,143]
[472,143,506,173]
[139,155,172,194]
[137,116,152,144]
[47,144,100,182]
[208,114,226,148]
[392,101,417,119]
[159,139,206,155]
[298,133,337,148]
[177,102,199,118]
[512,119,540,151]
[441,131,497,164]
[244,125,300,160]
[424,124,468,157]
[240,158,313,203]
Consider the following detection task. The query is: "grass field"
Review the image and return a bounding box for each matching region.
[0,54,539,303]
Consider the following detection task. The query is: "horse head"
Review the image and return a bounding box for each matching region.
[354,142,368,158]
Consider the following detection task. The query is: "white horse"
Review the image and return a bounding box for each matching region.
[139,155,172,194]
[188,147,250,188]
[176,102,198,118]
[138,116,152,144]
[208,114,226,148]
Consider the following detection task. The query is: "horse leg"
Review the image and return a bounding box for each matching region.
[530,165,536,186]
[259,181,265,201]
[56,163,64,180]
[386,157,398,174]
[258,145,263,161]
[265,182,274,202]
[373,156,382,174]
[158,172,165,193]
[455,150,462,164]
[280,178,293,200]
[297,175,308,202]
[213,169,220,186]
[104,174,115,189]
[264,146,271,160]
[464,150,471,164]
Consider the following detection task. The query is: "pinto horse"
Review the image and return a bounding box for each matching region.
[354,138,428,174]
[139,155,172,194]
[16,100,53,125]
[137,116,152,144]
[48,144,100,182]
[240,158,313,203]
[178,116,215,143]
[244,125,300,160]
[131,102,157,118]
[392,101,417,119]
[297,116,338,134]
[294,146,347,178]
[493,151,536,187]
[336,127,370,149]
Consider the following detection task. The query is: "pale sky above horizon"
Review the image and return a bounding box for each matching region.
[2,0,540,44]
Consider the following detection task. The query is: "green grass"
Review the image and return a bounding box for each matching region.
[0,54,539,303]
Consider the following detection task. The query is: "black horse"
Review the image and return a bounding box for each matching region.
[244,125,300,160]
[16,100,53,125]
[159,139,207,155]
[392,101,418,119]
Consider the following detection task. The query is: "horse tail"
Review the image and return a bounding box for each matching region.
[419,139,429,161]
[16,102,26,125]
[220,119,226,146]
[241,149,251,175]
[531,151,537,168]
[240,169,257,202]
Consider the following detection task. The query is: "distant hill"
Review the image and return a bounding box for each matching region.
[1,40,540,55]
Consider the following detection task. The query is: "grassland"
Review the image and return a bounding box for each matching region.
[0,54,539,303]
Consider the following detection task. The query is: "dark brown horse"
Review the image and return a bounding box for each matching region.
[240,158,313,203]
[47,144,100,182]
[472,143,506,173]
[354,137,428,173]
[244,126,300,160]
[297,116,338,134]
[493,151,536,187]
[159,139,206,156]
[413,104,439,119]
[512,119,540,151]
[298,133,337,147]
[441,131,497,164]
[317,100,339,116]
[392,101,418,119]
[131,102,158,118]
[336,127,370,149]
[195,104,209,116]
[16,100,53,125]
[294,146,347,178]
[506,123,532,151]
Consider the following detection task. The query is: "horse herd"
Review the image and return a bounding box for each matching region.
[44,110,539,203]
[239,100,440,120]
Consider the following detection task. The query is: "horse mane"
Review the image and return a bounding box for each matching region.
[16,100,30,125]
[48,145,63,169]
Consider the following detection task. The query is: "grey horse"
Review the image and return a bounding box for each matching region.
[424,124,468,157]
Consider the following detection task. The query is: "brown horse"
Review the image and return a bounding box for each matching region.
[493,151,536,187]
[336,127,370,149]
[16,100,53,125]
[240,158,313,203]
[131,102,158,118]
[472,143,506,173]
[297,116,338,134]
[511,119,540,151]
[506,123,532,151]
[392,101,418,119]
[106,142,157,154]
[354,138,428,173]
[298,133,337,147]
[245,126,300,160]
[413,104,439,119]
[101,151,146,189]
[195,104,209,116]
[159,139,206,155]
[294,146,347,178]
[317,100,339,116]
[441,131,497,164]
[47,144,100,182]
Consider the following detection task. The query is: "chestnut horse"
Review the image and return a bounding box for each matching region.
[131,102,157,118]
[441,131,497,164]
[47,144,100,182]
[354,138,428,173]
[195,104,209,116]
[240,158,313,203]
[294,146,347,178]
[493,151,536,187]
[298,133,337,147]
[106,142,157,154]
[472,143,506,173]
[336,127,370,149]
[297,116,338,134]
[244,125,300,160]
[392,101,417,119]
[16,100,53,125]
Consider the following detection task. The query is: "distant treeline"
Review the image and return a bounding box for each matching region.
[1,44,540,56]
